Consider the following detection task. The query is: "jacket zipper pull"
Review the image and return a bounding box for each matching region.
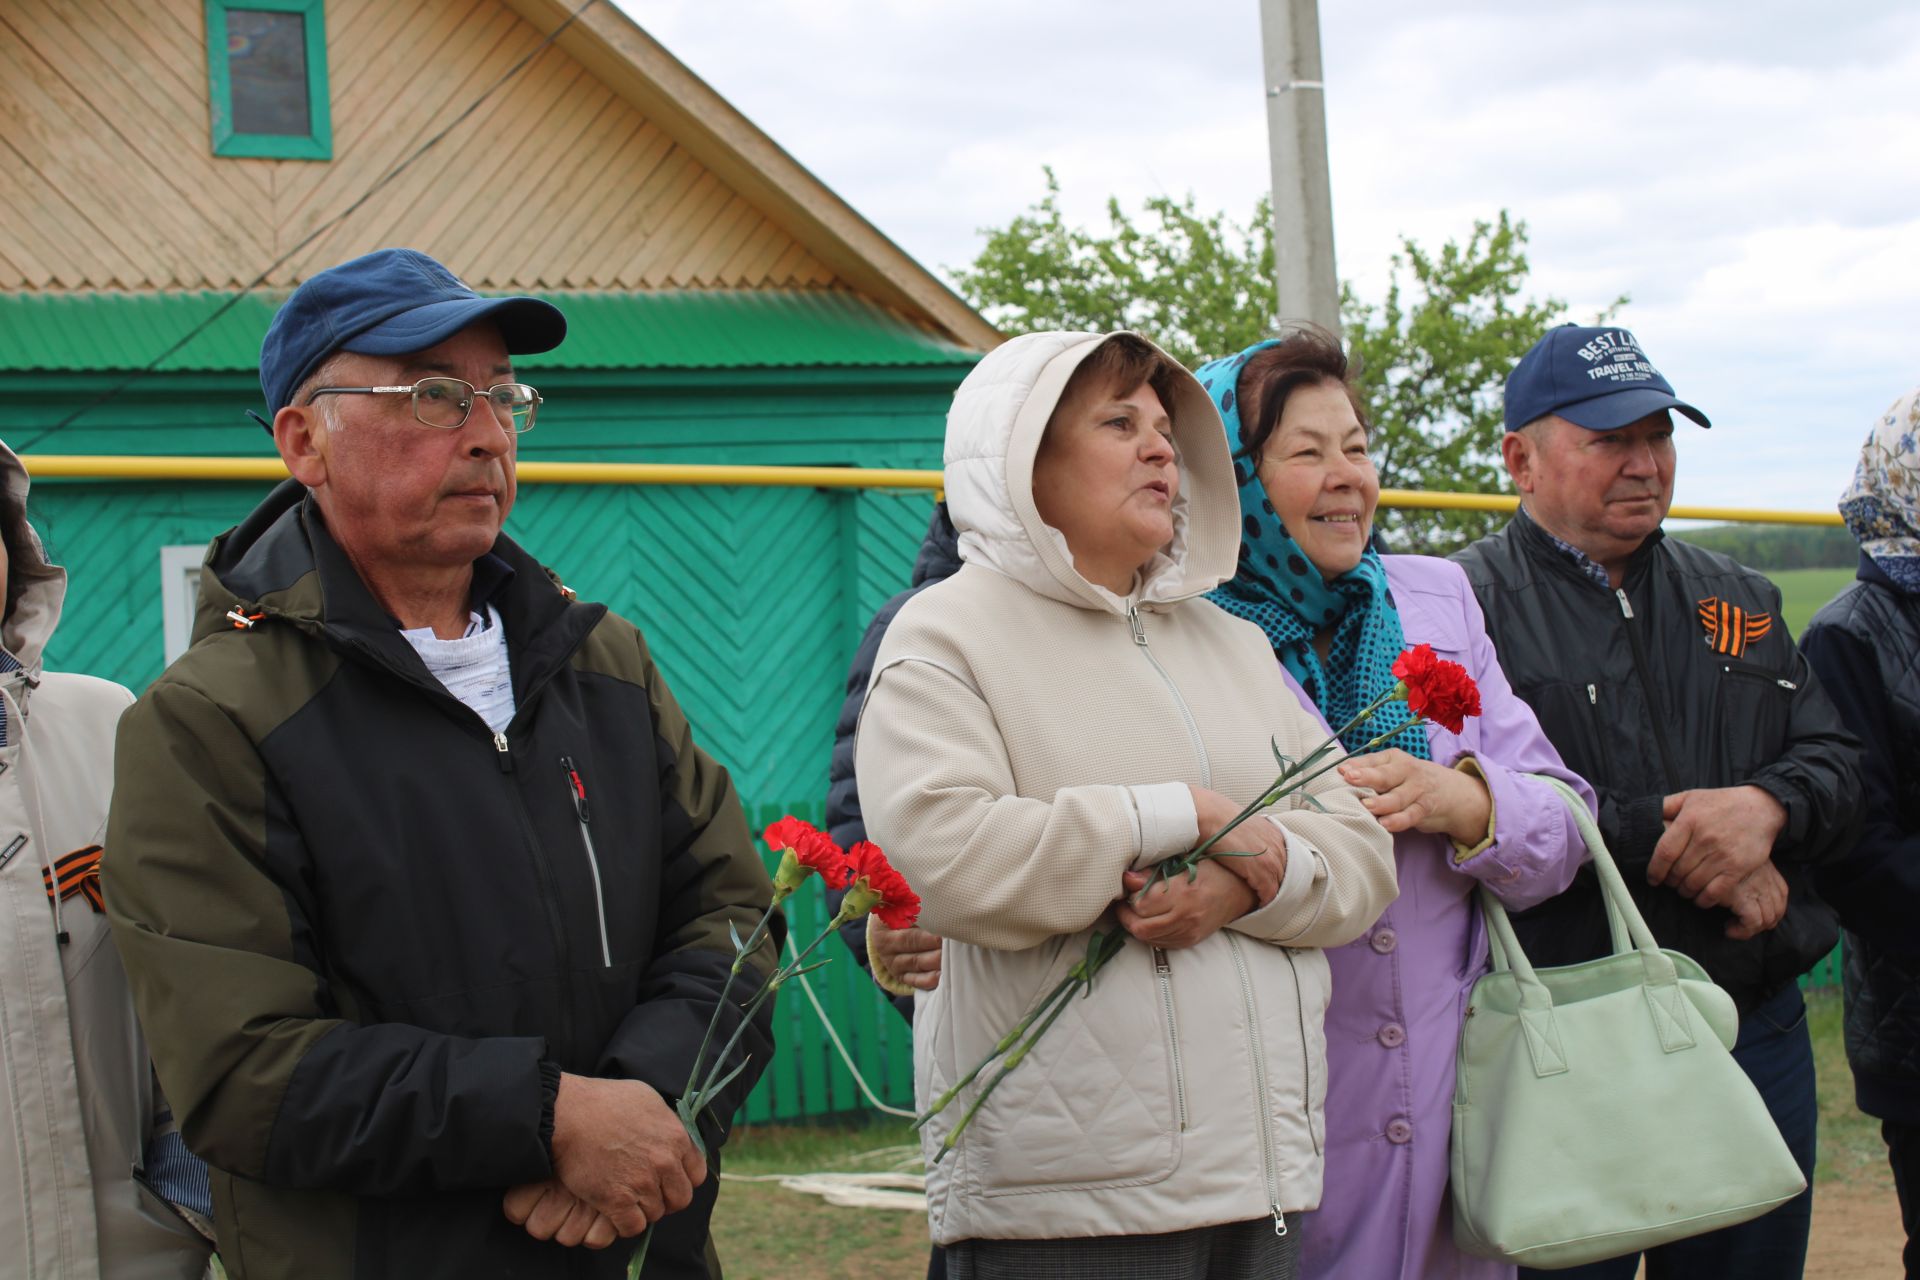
[561,755,615,968]
[1587,683,1598,705]
[1126,603,1147,646]
[561,755,591,823]
[493,731,512,773]
[1614,588,1635,619]
[1272,1205,1288,1237]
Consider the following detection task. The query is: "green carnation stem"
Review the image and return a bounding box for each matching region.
[685,911,850,1114]
[915,971,1079,1129]
[1144,684,1414,898]
[682,906,779,1099]
[935,971,1086,1164]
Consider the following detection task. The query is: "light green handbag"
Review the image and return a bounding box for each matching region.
[1450,775,1807,1269]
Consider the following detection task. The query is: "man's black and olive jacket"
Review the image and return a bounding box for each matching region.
[1453,510,1862,1013]
[104,482,778,1280]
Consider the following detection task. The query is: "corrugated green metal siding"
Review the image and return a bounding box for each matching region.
[0,290,977,373]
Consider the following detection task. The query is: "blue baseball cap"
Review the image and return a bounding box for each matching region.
[258,248,567,421]
[1503,324,1710,433]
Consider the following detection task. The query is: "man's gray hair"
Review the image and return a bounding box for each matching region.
[289,352,352,430]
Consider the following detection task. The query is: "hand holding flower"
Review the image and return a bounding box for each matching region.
[869,917,943,992]
[1117,861,1256,948]
[1339,749,1493,844]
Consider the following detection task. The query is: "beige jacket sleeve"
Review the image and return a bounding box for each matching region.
[856,655,1197,951]
[1230,747,1399,949]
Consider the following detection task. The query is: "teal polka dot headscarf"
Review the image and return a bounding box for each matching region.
[1196,340,1428,759]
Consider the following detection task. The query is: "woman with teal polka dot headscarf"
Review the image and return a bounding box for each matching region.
[1197,326,1596,1280]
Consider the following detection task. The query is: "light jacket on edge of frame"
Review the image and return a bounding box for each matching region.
[0,439,212,1279]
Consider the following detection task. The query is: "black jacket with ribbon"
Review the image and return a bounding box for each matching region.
[1802,554,1920,1125]
[1453,510,1863,1013]
[105,481,779,1279]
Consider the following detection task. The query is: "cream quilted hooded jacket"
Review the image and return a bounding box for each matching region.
[0,442,211,1278]
[855,332,1398,1245]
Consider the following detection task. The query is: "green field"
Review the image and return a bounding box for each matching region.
[1767,567,1855,638]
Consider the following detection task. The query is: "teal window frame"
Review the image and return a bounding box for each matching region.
[205,0,332,160]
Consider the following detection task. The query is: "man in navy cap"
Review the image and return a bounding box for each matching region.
[104,249,779,1278]
[1454,326,1861,1278]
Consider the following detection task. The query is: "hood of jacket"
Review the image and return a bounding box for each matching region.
[0,441,66,673]
[941,331,1241,615]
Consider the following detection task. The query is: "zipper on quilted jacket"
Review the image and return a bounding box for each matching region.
[560,755,614,968]
[1226,933,1286,1236]
[1152,947,1189,1131]
[1126,604,1211,787]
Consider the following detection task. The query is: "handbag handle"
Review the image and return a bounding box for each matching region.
[1478,775,1696,1075]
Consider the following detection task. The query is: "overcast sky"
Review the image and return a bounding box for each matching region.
[617,0,1920,516]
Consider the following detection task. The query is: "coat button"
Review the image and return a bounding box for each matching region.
[1378,1023,1406,1048]
[1386,1118,1413,1144]
[1370,928,1398,954]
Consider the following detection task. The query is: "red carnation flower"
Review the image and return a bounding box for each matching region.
[763,815,813,855]
[796,828,851,890]
[1391,643,1482,734]
[763,816,850,893]
[843,840,921,931]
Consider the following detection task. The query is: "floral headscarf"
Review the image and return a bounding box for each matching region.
[1840,387,1920,595]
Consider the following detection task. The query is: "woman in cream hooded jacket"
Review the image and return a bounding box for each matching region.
[0,442,212,1278]
[855,332,1398,1252]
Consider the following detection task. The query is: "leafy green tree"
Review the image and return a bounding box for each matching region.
[947,167,1277,370]
[1345,212,1621,552]
[951,174,1619,554]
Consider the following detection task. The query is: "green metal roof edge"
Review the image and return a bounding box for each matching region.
[0,290,982,374]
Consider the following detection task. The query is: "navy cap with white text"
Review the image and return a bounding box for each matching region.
[1503,324,1710,433]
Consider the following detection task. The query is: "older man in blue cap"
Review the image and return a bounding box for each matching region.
[1453,325,1861,1279]
[104,249,778,1279]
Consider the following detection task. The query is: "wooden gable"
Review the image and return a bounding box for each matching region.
[0,0,995,347]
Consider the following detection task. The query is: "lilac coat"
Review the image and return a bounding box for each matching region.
[1292,556,1596,1280]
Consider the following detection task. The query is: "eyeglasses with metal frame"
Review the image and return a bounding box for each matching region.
[304,377,542,433]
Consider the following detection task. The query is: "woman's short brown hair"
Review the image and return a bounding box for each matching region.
[1049,334,1185,432]
[1234,324,1369,461]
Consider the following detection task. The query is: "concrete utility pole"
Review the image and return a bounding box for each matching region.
[1260,0,1340,335]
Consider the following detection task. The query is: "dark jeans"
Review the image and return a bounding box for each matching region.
[1889,1120,1918,1280]
[1523,981,1819,1280]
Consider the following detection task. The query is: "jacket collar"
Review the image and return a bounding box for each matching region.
[198,480,603,702]
[1511,504,1667,592]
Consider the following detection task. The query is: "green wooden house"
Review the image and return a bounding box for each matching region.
[0,0,998,1120]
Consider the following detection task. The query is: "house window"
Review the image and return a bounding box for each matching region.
[159,546,205,665]
[205,0,332,160]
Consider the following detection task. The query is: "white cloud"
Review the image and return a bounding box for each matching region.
[615,0,1920,517]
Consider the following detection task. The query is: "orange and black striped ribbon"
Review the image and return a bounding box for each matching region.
[42,844,104,914]
[1698,597,1773,659]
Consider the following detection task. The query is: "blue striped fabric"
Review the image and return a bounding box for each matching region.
[0,650,19,749]
[144,1129,213,1220]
